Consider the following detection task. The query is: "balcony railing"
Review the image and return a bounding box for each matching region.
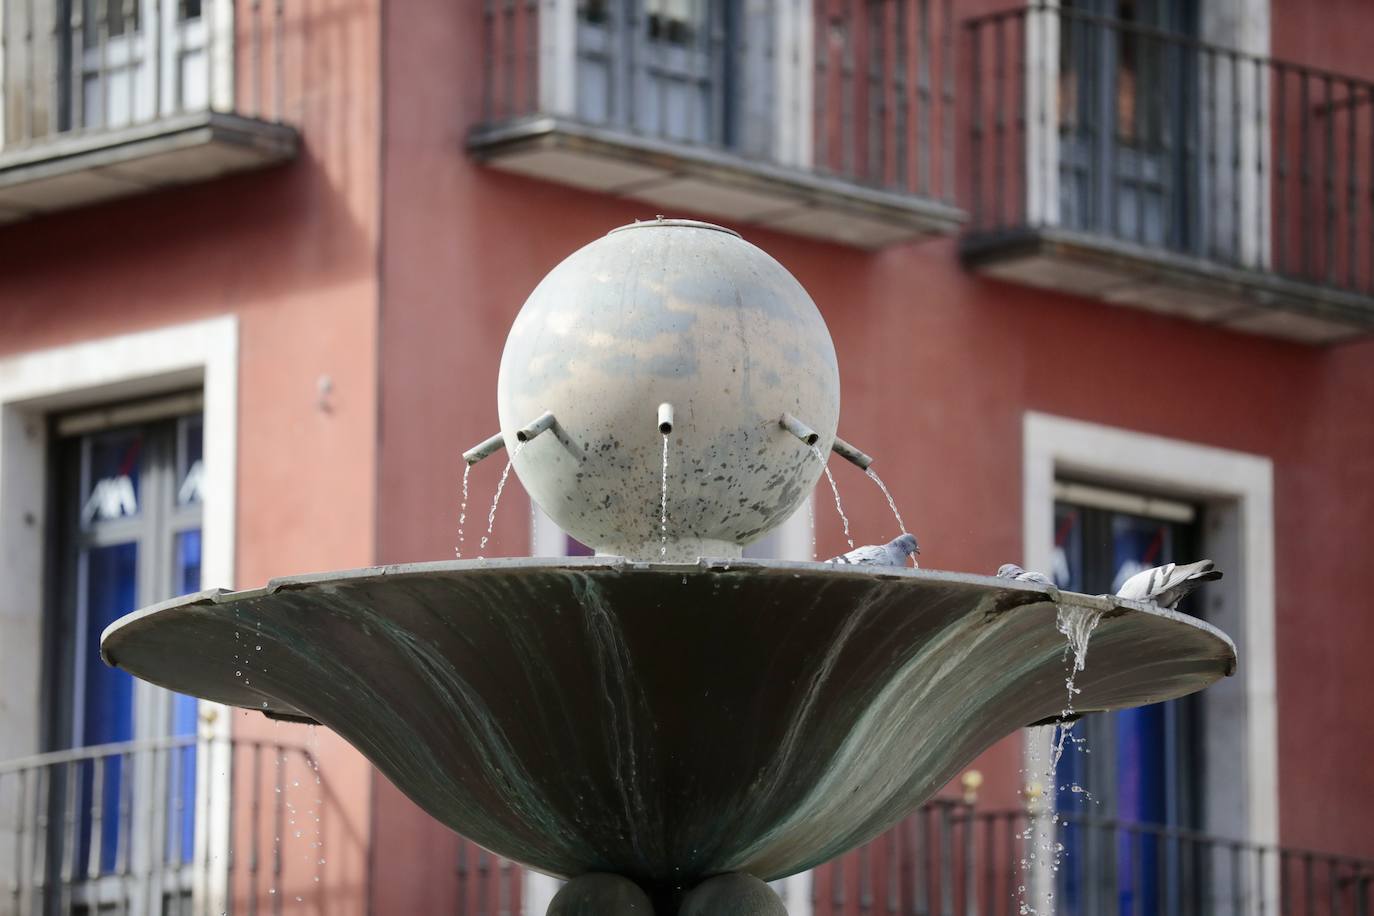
[960,4,1374,344]
[468,0,964,248]
[812,802,1374,916]
[0,735,347,916]
[0,0,297,222]
[448,797,1374,916]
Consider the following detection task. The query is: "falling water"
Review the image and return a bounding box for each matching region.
[807,492,816,559]
[478,443,524,557]
[864,467,907,535]
[659,433,670,558]
[454,463,472,558]
[1016,604,1103,915]
[809,445,854,551]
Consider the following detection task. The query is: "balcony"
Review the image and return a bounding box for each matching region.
[0,0,298,223]
[467,0,963,249]
[0,736,349,914]
[960,5,1374,344]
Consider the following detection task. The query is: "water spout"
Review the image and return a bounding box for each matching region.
[516,411,557,443]
[657,403,674,435]
[779,412,819,446]
[462,432,506,466]
[659,434,670,558]
[830,435,873,471]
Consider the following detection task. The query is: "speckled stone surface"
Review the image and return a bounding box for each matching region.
[101,558,1235,900]
[548,873,655,915]
[679,873,787,916]
[496,220,841,560]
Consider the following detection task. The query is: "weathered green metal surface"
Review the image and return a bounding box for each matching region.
[101,558,1234,897]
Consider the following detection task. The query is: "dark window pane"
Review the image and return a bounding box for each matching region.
[174,529,202,596]
[178,416,204,506]
[1052,504,1084,590]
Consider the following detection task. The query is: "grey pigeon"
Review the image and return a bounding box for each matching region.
[827,533,919,568]
[996,563,1053,585]
[1116,560,1222,609]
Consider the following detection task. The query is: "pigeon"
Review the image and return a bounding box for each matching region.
[1115,560,1222,609]
[827,533,920,568]
[996,563,1053,586]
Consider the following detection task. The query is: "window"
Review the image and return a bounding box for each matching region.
[43,398,204,895]
[573,0,771,153]
[1052,481,1205,915]
[62,0,216,133]
[1058,0,1200,249]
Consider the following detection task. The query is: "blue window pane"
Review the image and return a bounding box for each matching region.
[83,431,142,525]
[80,542,138,873]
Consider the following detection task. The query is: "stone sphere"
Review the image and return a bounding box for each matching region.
[497,220,840,560]
[679,873,788,916]
[548,873,654,915]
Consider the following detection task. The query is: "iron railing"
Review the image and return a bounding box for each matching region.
[0,735,344,916]
[965,4,1374,298]
[479,0,959,203]
[811,801,1374,916]
[448,797,1374,915]
[0,0,287,151]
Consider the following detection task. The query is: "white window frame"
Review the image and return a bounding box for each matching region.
[1021,410,1277,906]
[0,315,238,913]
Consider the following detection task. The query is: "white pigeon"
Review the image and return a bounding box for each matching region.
[1115,560,1222,609]
[827,533,920,568]
[996,563,1053,585]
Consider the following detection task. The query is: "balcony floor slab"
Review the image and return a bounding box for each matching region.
[469,116,964,250]
[0,111,299,220]
[962,227,1374,345]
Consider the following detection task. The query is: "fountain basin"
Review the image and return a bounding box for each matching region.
[101,559,1235,895]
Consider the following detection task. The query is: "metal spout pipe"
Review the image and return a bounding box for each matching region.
[463,432,507,466]
[830,435,874,471]
[516,411,557,443]
[657,403,674,435]
[779,412,819,446]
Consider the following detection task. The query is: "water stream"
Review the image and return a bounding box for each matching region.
[659,434,670,558]
[477,443,524,557]
[454,463,472,559]
[1017,605,1103,915]
[809,445,854,551]
[864,467,907,534]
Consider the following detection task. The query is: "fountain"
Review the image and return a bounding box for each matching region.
[100,219,1236,914]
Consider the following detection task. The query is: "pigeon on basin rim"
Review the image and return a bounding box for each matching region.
[827,533,919,568]
[996,563,1053,586]
[1116,560,1222,609]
